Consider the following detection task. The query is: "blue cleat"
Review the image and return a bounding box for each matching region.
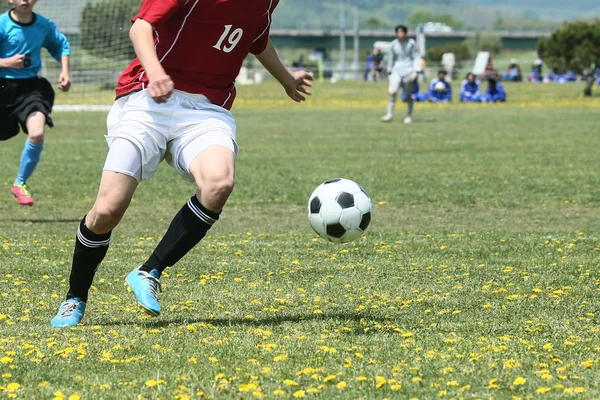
[126,267,161,316]
[51,298,86,327]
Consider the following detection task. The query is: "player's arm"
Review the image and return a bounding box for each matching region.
[410,41,420,81]
[387,46,396,75]
[129,18,173,103]
[255,40,312,103]
[57,55,71,92]
[0,54,25,69]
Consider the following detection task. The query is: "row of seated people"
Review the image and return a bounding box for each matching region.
[401,71,507,104]
[528,69,578,83]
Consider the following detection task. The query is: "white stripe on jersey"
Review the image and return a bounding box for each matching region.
[159,0,200,63]
[253,0,273,43]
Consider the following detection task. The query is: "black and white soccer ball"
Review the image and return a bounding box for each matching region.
[308,178,372,243]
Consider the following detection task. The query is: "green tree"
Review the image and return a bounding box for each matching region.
[362,16,389,29]
[537,19,600,73]
[426,42,471,62]
[80,0,142,60]
[409,9,464,29]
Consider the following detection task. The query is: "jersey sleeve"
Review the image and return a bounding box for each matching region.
[250,0,279,55]
[135,0,186,26]
[44,20,71,61]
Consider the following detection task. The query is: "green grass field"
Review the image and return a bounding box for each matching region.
[0,82,599,399]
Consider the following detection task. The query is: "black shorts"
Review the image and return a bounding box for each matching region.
[0,77,55,141]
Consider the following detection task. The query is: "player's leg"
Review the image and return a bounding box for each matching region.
[144,145,233,271]
[402,79,415,124]
[128,123,236,316]
[52,92,161,327]
[12,77,56,205]
[51,169,138,328]
[382,74,401,122]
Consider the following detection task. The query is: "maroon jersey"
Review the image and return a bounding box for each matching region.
[116,0,278,109]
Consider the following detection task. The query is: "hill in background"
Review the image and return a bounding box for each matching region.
[8,0,600,31]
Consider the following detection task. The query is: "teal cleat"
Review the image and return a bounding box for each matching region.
[126,267,161,316]
[51,298,86,327]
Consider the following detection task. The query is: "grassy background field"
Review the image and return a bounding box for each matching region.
[0,82,599,399]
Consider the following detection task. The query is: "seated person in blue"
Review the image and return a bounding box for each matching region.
[401,80,429,102]
[481,79,506,103]
[428,69,452,103]
[459,73,481,102]
[501,61,522,82]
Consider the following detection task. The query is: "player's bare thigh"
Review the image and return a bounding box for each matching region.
[188,146,235,213]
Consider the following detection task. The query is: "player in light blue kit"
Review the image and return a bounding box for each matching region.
[0,0,71,206]
[381,25,422,125]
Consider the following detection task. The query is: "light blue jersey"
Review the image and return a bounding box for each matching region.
[0,10,70,79]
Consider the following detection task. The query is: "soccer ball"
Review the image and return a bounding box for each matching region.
[434,81,447,92]
[308,178,372,243]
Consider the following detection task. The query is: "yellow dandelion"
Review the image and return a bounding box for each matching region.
[336,381,347,389]
[6,382,20,392]
[376,376,387,389]
[513,377,526,386]
[356,376,367,382]
[293,390,305,398]
[504,359,521,369]
[273,389,285,395]
[283,380,298,387]
[307,388,319,393]
[536,387,551,394]
[391,384,402,391]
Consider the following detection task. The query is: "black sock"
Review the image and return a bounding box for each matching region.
[140,196,220,275]
[66,217,112,302]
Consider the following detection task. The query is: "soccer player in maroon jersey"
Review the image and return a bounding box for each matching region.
[51,0,312,327]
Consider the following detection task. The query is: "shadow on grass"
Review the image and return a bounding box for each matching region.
[98,312,396,332]
[2,218,81,224]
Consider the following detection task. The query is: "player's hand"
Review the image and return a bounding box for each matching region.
[58,72,71,92]
[148,74,174,104]
[4,54,25,69]
[410,71,418,82]
[285,71,313,103]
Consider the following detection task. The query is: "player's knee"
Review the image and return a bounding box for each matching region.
[389,92,397,97]
[207,177,235,201]
[89,201,127,232]
[28,130,44,145]
[199,175,234,204]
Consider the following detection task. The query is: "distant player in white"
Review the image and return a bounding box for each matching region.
[381,25,422,124]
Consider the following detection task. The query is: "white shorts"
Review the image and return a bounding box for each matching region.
[389,73,412,94]
[104,89,238,182]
